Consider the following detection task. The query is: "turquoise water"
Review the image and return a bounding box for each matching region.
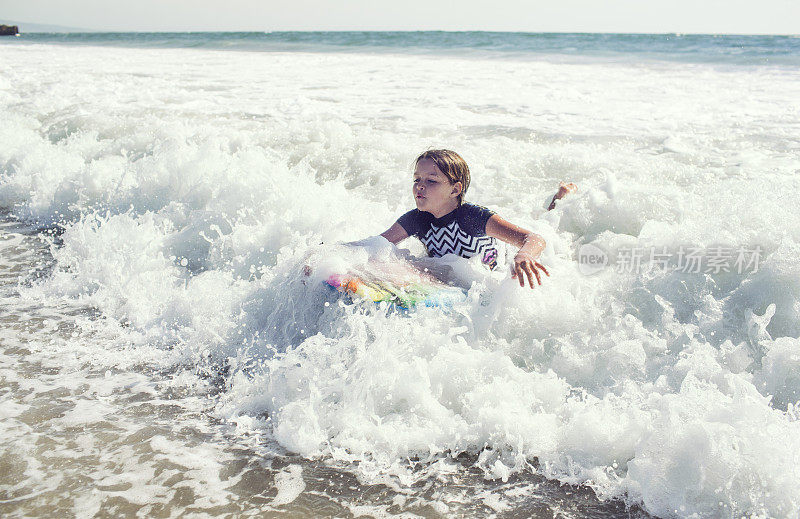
[7,31,800,64]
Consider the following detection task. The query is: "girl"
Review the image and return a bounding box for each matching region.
[380,149,575,289]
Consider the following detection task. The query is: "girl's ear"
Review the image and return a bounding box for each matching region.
[451,181,463,198]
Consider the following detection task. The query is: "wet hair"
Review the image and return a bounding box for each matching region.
[414,149,470,205]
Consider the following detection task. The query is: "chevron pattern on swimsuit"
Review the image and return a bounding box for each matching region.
[423,221,497,259]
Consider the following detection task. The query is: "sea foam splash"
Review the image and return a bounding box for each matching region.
[1,40,800,518]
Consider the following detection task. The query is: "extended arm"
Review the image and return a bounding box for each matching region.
[485,215,549,288]
[303,222,408,278]
[380,222,409,245]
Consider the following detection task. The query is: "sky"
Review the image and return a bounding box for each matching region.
[1,0,798,34]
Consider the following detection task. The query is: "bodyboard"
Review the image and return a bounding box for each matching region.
[323,261,465,309]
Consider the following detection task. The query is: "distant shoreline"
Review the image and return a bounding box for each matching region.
[1,21,96,33]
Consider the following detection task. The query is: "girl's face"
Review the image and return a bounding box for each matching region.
[412,159,462,217]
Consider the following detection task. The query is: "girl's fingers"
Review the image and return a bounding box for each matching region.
[513,259,550,289]
[532,264,542,286]
[535,262,550,277]
[522,263,536,288]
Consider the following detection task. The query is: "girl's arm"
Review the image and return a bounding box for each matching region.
[304,223,407,277]
[485,215,549,289]
[380,222,409,245]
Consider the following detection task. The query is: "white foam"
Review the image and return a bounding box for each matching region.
[271,464,305,506]
[1,42,799,518]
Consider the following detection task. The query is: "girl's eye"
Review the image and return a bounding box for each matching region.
[413,178,420,183]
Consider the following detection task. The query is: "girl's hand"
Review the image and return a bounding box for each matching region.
[547,181,578,211]
[512,252,549,288]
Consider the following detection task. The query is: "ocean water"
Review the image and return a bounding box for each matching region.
[1,32,799,518]
[11,31,800,66]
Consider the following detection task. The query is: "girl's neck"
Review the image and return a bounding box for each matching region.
[429,200,459,219]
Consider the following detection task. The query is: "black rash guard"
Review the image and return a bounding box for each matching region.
[396,203,502,269]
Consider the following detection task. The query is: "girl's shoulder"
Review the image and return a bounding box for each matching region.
[397,208,426,236]
[457,203,496,235]
[459,202,495,215]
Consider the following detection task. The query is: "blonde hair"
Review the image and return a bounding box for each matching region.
[414,149,471,205]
